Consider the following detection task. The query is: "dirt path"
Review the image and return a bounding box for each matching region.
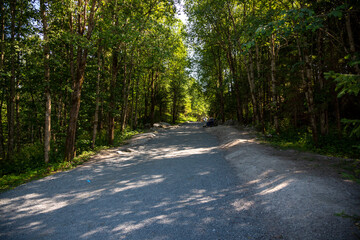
[208,125,360,239]
[0,123,359,239]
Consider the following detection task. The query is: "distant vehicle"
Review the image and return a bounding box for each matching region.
[204,118,218,127]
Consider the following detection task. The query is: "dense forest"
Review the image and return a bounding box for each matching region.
[185,0,360,156]
[0,0,359,178]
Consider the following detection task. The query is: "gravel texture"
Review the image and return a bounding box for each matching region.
[1,122,359,239]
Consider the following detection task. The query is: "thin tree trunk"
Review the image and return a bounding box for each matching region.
[335,95,341,137]
[41,0,51,163]
[134,78,139,129]
[150,71,156,125]
[217,49,225,123]
[172,93,177,124]
[345,12,360,74]
[120,54,133,132]
[108,49,118,145]
[304,54,318,144]
[92,45,101,149]
[245,52,259,124]
[0,0,5,159]
[317,31,328,135]
[270,33,279,132]
[297,37,318,144]
[226,50,243,123]
[0,92,4,160]
[7,0,16,160]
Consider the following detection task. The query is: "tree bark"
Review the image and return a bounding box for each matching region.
[120,54,133,132]
[317,31,328,136]
[304,54,318,144]
[226,50,243,123]
[41,0,51,163]
[7,0,16,160]
[345,12,360,74]
[133,78,139,129]
[270,33,279,132]
[64,0,97,161]
[0,0,5,159]
[92,44,101,149]
[108,49,118,146]
[297,37,318,143]
[216,48,225,123]
[245,52,259,124]
[150,70,156,125]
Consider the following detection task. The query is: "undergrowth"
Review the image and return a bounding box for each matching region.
[0,129,142,192]
[258,126,360,182]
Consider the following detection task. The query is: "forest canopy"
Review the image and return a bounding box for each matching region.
[0,0,359,176]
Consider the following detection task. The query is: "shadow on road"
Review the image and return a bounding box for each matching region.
[0,123,269,240]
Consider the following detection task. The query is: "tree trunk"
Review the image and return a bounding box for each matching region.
[0,92,4,160]
[304,54,318,144]
[226,50,243,123]
[217,49,225,123]
[317,31,328,136]
[41,0,51,163]
[0,0,5,159]
[172,93,177,124]
[108,49,118,145]
[64,0,97,161]
[335,95,341,137]
[245,52,259,124]
[92,45,101,149]
[133,78,139,129]
[150,71,156,125]
[345,12,360,74]
[120,55,133,132]
[297,37,318,144]
[255,42,265,131]
[270,33,279,132]
[7,0,16,160]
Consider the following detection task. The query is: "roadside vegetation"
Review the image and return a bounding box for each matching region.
[185,0,360,173]
[0,129,141,192]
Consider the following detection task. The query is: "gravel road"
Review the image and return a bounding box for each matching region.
[1,122,359,239]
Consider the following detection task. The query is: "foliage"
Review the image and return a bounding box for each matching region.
[0,129,140,192]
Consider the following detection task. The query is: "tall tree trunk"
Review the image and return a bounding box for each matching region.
[297,37,318,144]
[133,78,139,129]
[92,45,101,149]
[304,54,318,144]
[0,0,5,159]
[335,95,342,137]
[0,92,4,160]
[120,55,133,132]
[108,49,118,145]
[255,42,265,131]
[7,0,16,160]
[41,0,51,163]
[216,49,225,123]
[245,52,259,124]
[150,71,156,125]
[226,50,243,123]
[270,33,279,132]
[317,31,328,136]
[172,92,177,124]
[64,0,97,161]
[345,12,360,74]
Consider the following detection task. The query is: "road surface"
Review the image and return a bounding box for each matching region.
[1,122,359,239]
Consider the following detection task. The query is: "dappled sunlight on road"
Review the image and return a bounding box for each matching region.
[1,124,269,239]
[152,146,217,160]
[111,175,165,194]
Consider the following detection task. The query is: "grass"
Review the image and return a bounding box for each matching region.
[0,129,142,193]
[257,127,360,182]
